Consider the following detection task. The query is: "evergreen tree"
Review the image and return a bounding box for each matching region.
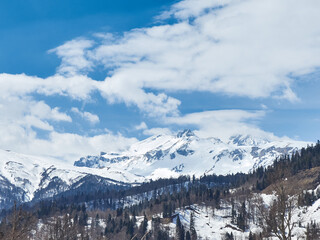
[231,198,236,224]
[249,231,255,240]
[306,221,320,240]
[140,213,148,235]
[186,231,191,240]
[189,212,197,240]
[176,215,185,240]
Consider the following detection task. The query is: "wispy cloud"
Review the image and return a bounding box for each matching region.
[165,109,271,140]
[135,122,148,130]
[0,73,96,100]
[49,38,95,76]
[71,107,100,124]
[143,127,172,136]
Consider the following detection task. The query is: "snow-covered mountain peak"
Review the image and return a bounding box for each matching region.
[176,129,196,138]
[75,131,310,180]
[229,134,270,146]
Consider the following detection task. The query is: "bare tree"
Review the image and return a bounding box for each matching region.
[255,183,295,240]
[0,202,37,240]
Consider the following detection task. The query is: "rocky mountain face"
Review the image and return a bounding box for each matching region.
[75,129,308,179]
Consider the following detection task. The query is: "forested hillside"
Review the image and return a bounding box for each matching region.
[1,143,320,239]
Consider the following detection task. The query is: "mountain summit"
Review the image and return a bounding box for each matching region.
[75,131,308,179]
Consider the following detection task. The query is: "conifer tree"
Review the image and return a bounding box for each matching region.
[176,215,185,240]
[189,212,197,240]
[186,231,191,240]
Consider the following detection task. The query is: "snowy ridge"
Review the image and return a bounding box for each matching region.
[75,130,309,180]
[0,149,143,209]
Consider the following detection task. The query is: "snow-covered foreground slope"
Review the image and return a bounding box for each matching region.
[141,187,320,240]
[75,130,309,180]
[159,204,251,239]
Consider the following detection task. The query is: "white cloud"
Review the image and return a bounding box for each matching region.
[165,109,276,141]
[135,122,148,130]
[0,73,97,100]
[49,38,95,76]
[97,79,181,117]
[0,125,137,162]
[260,104,268,110]
[0,97,71,131]
[32,101,72,122]
[143,127,172,136]
[52,0,320,116]
[71,107,100,124]
[158,0,231,20]
[28,131,137,162]
[134,122,172,136]
[23,0,319,119]
[0,73,137,161]
[24,115,54,131]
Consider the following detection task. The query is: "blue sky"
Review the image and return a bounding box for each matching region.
[0,0,176,77]
[0,0,320,161]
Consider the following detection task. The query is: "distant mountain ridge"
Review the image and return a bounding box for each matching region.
[75,129,308,179]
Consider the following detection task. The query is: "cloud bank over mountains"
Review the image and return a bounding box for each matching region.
[0,0,319,160]
[53,0,320,112]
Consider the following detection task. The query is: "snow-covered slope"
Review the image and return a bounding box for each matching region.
[0,149,145,209]
[164,183,320,240]
[75,130,308,180]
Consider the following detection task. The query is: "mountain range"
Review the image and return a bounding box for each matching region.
[75,129,308,179]
[0,130,309,209]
